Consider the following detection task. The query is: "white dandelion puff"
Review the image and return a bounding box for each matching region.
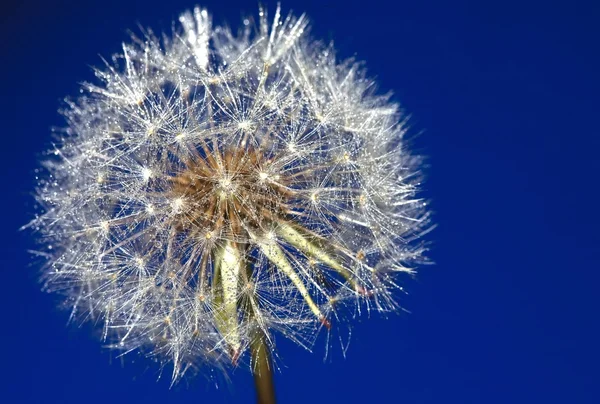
[25,4,432,389]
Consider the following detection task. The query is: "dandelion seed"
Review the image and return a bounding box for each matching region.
[26,3,432,398]
[99,221,110,233]
[171,197,185,213]
[141,167,152,182]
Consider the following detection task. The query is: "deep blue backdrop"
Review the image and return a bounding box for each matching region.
[1,0,598,402]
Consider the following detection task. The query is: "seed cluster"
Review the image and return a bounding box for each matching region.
[170,147,291,240]
[28,5,431,382]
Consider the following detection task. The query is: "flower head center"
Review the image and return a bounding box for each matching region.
[170,147,289,242]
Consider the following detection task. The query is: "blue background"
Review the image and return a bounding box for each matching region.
[1,0,598,402]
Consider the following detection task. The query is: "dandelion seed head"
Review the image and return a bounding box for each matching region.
[27,4,432,383]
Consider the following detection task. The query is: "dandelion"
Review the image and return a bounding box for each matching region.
[26,4,431,402]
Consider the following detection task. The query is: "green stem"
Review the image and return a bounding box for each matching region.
[251,332,276,404]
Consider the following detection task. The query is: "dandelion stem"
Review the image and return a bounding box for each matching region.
[251,331,276,404]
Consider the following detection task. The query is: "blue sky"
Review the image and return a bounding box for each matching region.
[1,0,598,403]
